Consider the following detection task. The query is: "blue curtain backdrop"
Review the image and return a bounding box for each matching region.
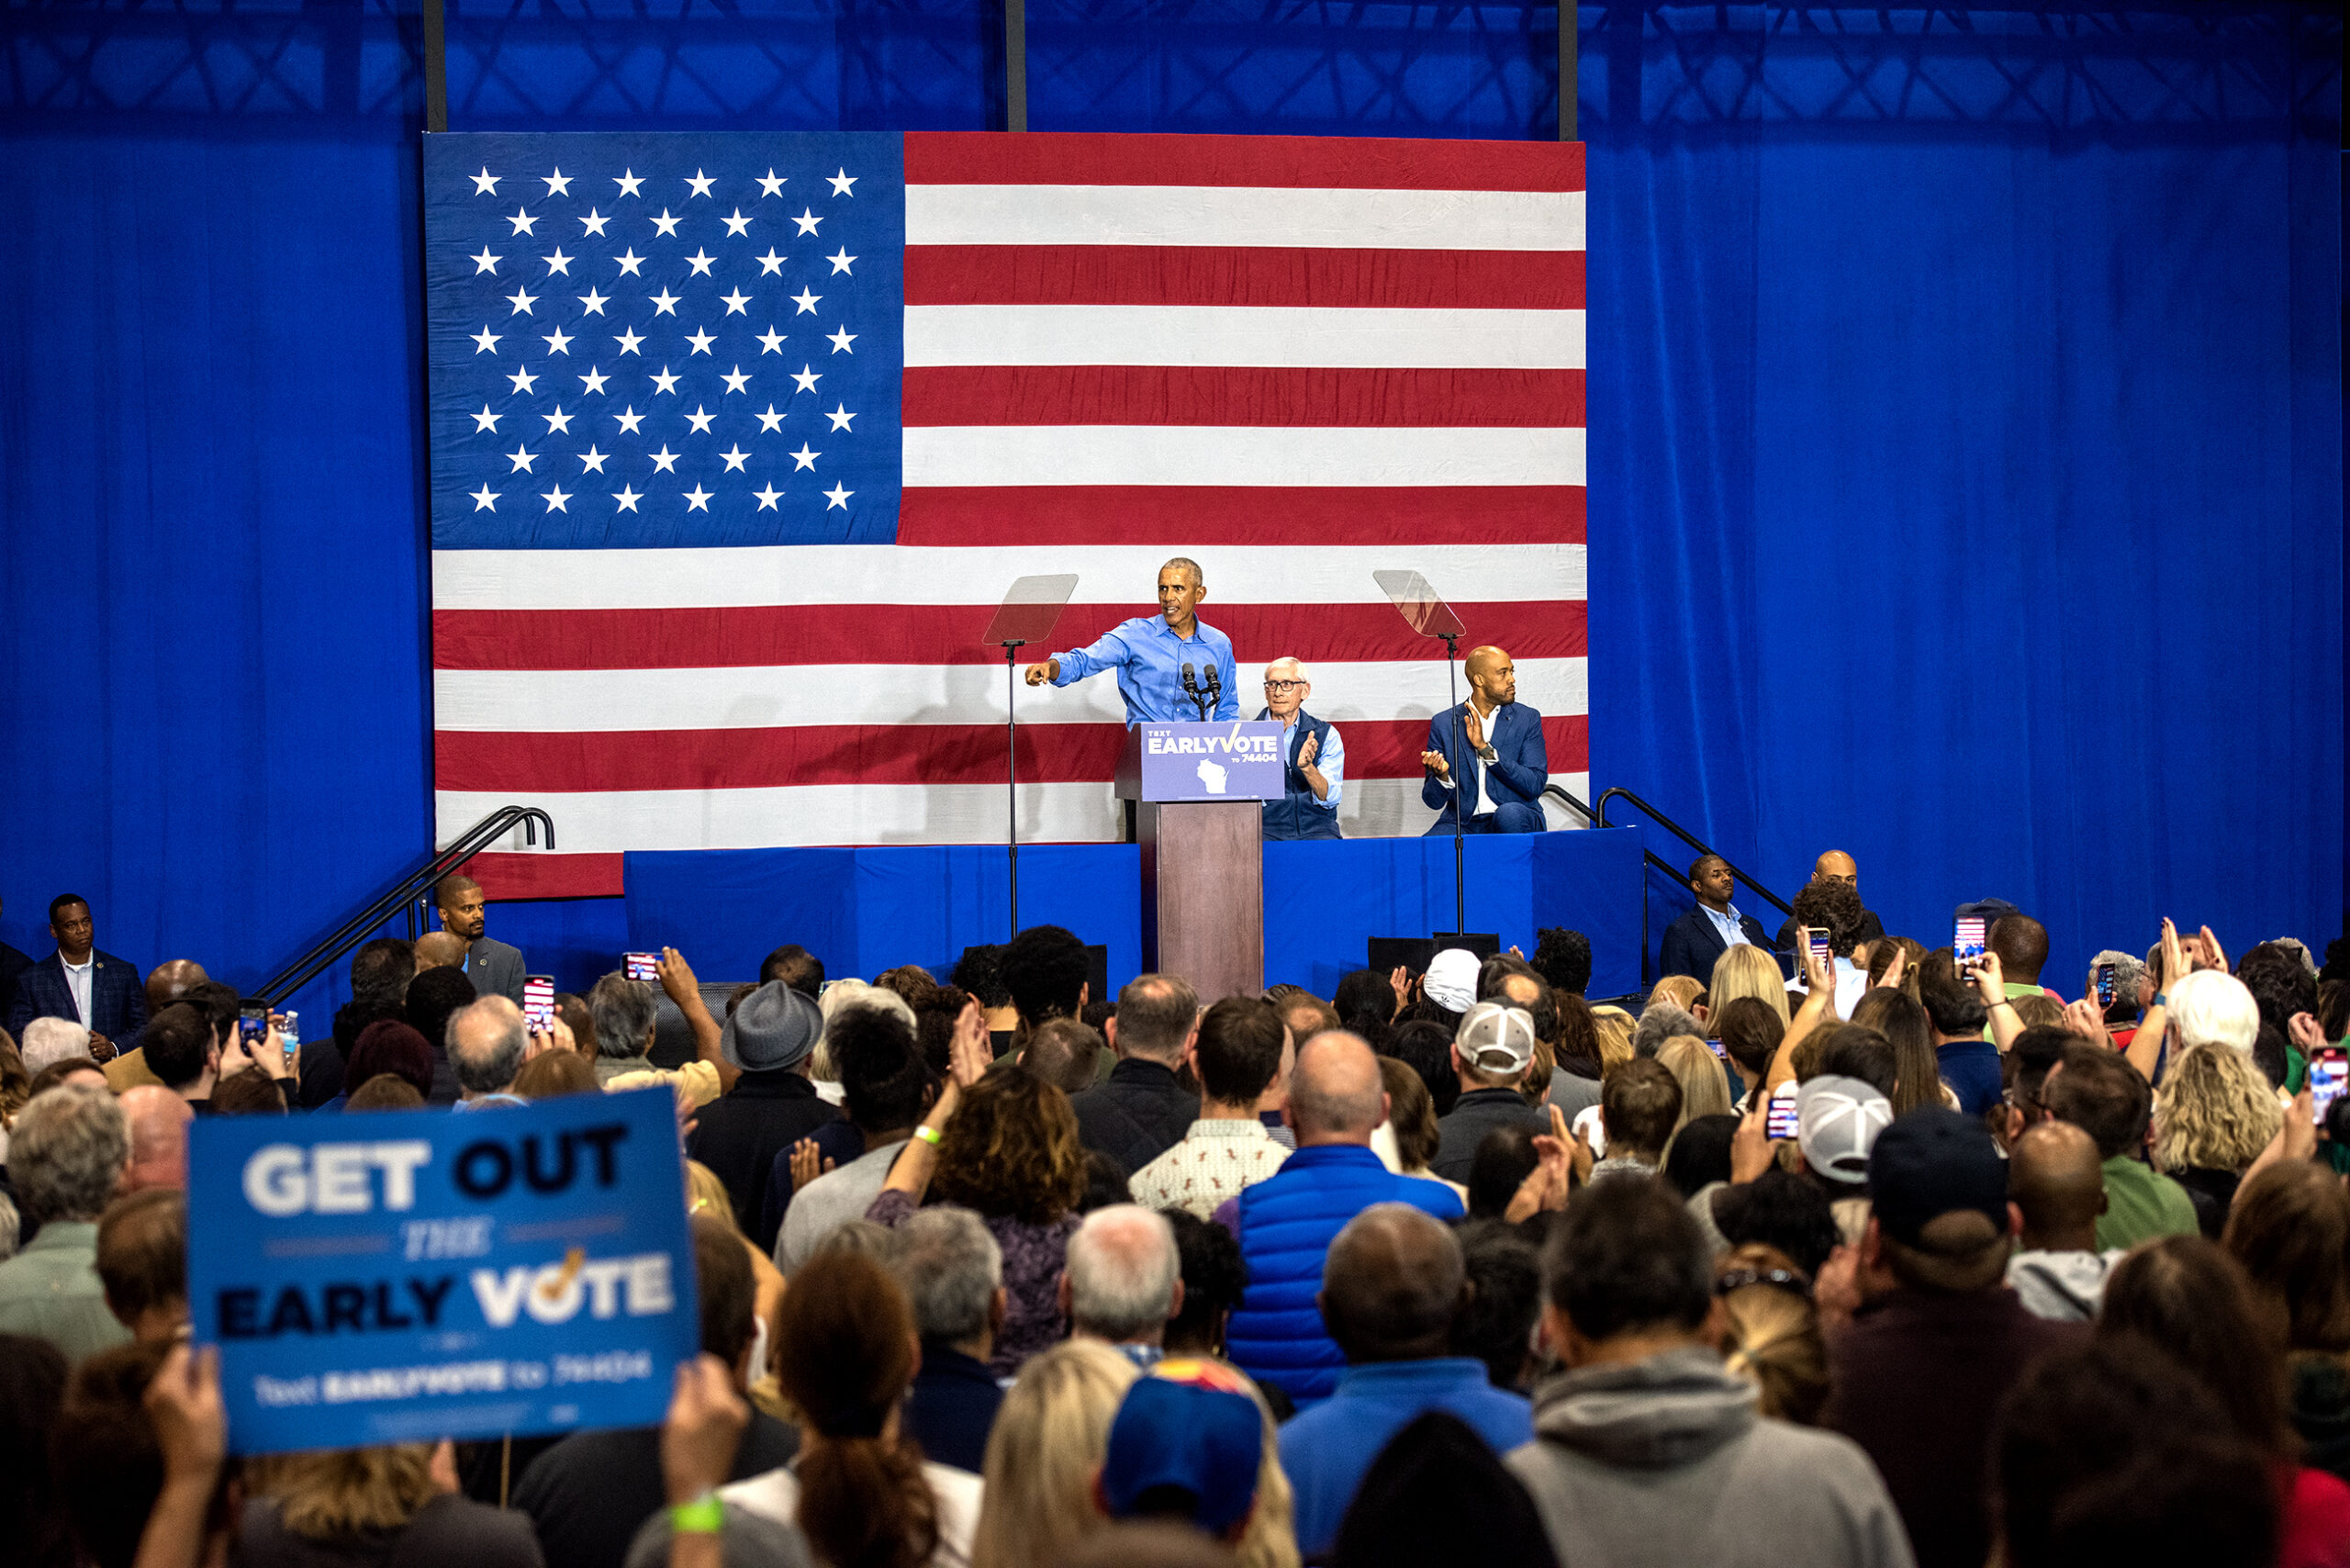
[0,4,2338,1014]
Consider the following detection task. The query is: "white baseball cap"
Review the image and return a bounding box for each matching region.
[1455,1001,1539,1077]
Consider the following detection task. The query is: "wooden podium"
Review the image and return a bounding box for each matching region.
[1114,721,1285,1001]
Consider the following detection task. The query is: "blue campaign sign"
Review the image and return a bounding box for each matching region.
[185,1087,698,1455]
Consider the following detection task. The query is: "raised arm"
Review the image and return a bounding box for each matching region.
[659,946,738,1094]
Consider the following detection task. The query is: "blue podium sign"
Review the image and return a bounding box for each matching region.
[185,1088,698,1455]
[1121,721,1286,802]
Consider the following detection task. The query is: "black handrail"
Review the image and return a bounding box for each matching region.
[254,806,555,1004]
[1594,787,1792,917]
[1541,782,1598,825]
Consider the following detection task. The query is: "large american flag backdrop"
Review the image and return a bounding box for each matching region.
[423,132,1586,899]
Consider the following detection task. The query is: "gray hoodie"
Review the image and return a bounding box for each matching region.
[2004,1249,2123,1323]
[1505,1346,1916,1568]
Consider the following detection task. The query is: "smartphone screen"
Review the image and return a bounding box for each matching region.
[622,951,659,982]
[2094,962,2116,1009]
[1806,925,1830,967]
[238,1005,269,1052]
[1955,916,1988,970]
[522,975,555,1031]
[2312,1051,2347,1126]
[1703,1037,1728,1062]
[1765,1082,1801,1140]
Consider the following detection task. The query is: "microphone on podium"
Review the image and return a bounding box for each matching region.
[1180,663,1211,722]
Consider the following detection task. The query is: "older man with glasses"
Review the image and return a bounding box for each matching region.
[1258,656,1345,840]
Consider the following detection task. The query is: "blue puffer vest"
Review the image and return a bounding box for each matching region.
[1225,1144,1464,1406]
[1259,709,1341,841]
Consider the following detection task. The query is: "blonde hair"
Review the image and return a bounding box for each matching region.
[1657,1036,1734,1131]
[685,1159,736,1227]
[1709,946,1792,1029]
[2154,1044,2282,1175]
[252,1446,436,1539]
[1647,975,1704,1014]
[1590,1008,1635,1074]
[1714,1245,1829,1425]
[973,1340,1138,1568]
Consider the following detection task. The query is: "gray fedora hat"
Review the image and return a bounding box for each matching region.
[720,981,822,1071]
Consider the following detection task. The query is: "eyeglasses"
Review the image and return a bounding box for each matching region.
[1263,679,1304,693]
[1714,1267,1812,1299]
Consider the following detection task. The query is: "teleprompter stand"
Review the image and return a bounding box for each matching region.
[982,574,1079,937]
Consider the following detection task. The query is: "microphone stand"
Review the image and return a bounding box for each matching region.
[1002,639,1025,934]
[1441,632,1465,937]
[1181,664,1213,722]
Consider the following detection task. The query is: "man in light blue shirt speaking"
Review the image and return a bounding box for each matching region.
[1025,557,1239,724]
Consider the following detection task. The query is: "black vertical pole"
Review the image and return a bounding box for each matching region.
[1004,644,1022,936]
[1446,636,1465,936]
[1004,0,1027,132]
[422,0,449,133]
[1558,1,1575,141]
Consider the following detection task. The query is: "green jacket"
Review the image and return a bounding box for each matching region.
[0,1221,131,1364]
[2095,1156,2200,1252]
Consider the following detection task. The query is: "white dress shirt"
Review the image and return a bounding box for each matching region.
[61,953,95,1027]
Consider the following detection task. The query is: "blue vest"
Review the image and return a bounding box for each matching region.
[1259,709,1341,841]
[1225,1145,1463,1407]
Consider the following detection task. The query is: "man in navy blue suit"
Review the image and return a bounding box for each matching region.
[1420,645,1548,834]
[1658,854,1774,981]
[5,893,148,1051]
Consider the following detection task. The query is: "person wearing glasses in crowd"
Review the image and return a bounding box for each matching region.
[1259,656,1345,841]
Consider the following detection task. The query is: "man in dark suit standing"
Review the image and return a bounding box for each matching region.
[5,893,148,1051]
[434,874,526,1006]
[1659,855,1774,981]
[1420,645,1549,834]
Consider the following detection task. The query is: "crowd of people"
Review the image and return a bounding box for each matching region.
[4,871,2350,1566]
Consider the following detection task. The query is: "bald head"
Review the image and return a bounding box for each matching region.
[118,1087,194,1194]
[1814,851,1857,883]
[414,931,470,972]
[448,995,527,1097]
[2009,1120,2105,1251]
[1464,645,1517,708]
[1321,1204,1465,1362]
[143,960,208,1014]
[1288,1030,1386,1145]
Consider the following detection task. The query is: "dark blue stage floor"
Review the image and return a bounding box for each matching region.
[621,828,1646,1001]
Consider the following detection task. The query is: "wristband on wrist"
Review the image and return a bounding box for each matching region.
[2152,992,2168,1009]
[671,1491,724,1536]
[1989,999,2015,1012]
[914,1125,943,1146]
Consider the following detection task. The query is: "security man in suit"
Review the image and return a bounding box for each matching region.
[5,893,148,1051]
[435,873,526,1006]
[1420,644,1548,834]
[1259,656,1344,841]
[1658,853,1774,981]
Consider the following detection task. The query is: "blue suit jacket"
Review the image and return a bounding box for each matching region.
[1658,907,1776,982]
[1419,700,1548,823]
[6,949,149,1041]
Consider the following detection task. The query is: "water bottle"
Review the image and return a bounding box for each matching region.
[279,1009,300,1074]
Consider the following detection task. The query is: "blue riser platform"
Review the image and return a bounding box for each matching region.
[621,828,1643,1001]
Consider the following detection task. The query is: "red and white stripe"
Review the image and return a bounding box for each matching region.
[438,133,1587,900]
